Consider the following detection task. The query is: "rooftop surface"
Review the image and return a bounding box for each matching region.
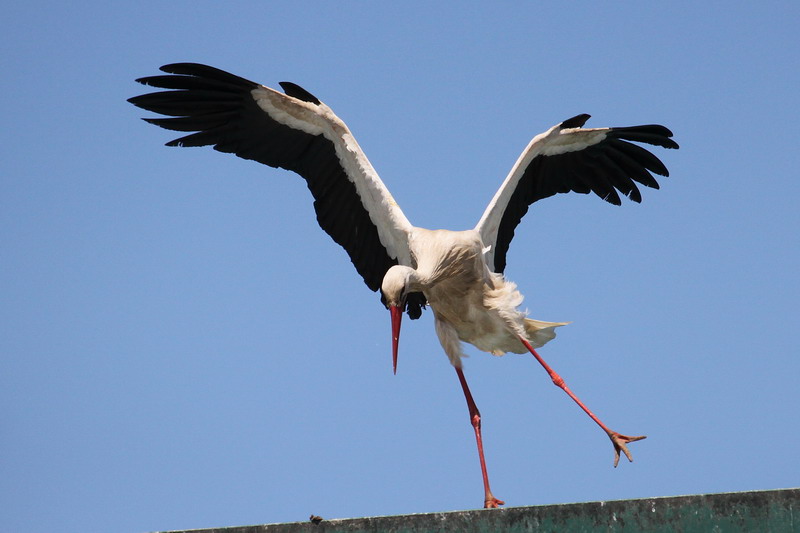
[160,487,798,533]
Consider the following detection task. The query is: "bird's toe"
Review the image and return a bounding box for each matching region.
[608,432,647,467]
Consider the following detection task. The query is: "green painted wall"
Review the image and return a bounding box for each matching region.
[162,488,798,533]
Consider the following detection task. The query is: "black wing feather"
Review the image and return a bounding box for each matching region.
[129,63,425,319]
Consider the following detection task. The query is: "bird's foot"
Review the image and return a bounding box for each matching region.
[484,494,505,508]
[608,431,646,467]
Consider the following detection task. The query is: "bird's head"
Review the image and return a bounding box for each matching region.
[381,265,415,375]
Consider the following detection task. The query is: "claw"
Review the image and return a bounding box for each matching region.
[484,496,505,508]
[609,432,647,467]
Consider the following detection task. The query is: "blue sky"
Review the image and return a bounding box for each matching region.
[2,2,799,532]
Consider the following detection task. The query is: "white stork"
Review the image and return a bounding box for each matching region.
[129,63,678,508]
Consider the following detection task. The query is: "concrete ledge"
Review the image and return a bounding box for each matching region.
[162,488,798,533]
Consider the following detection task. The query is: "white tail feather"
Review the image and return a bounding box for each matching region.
[524,318,569,349]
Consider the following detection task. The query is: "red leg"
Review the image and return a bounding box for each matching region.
[455,367,505,508]
[518,336,646,466]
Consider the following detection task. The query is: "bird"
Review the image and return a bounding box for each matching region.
[129,63,678,509]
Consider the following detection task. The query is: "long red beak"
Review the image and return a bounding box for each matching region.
[390,305,402,375]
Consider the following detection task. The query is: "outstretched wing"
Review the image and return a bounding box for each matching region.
[475,114,678,273]
[129,63,426,318]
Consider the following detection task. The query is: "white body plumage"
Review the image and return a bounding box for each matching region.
[382,228,566,367]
